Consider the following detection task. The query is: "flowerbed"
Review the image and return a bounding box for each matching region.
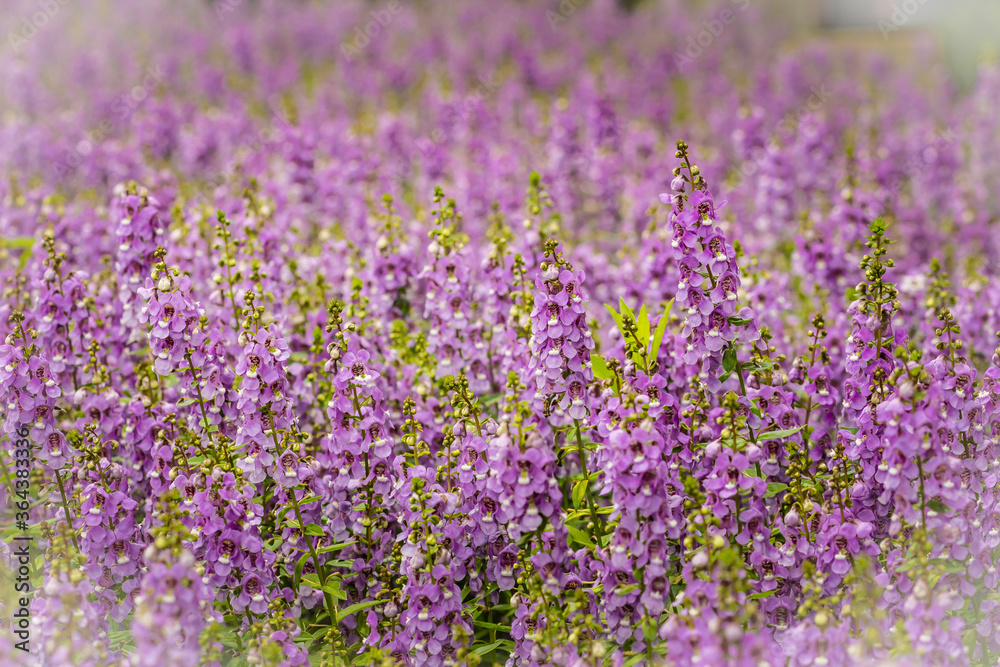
[2,1,1000,666]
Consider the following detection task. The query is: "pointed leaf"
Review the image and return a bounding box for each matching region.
[572,479,589,509]
[637,304,650,348]
[567,524,591,547]
[618,298,635,324]
[641,618,658,643]
[722,347,737,374]
[338,598,382,619]
[624,655,646,667]
[293,552,310,592]
[757,426,804,442]
[764,482,788,498]
[472,640,514,656]
[591,352,613,381]
[748,589,778,600]
[326,579,348,601]
[302,523,326,537]
[473,620,513,631]
[605,303,624,332]
[317,540,357,555]
[0,237,34,250]
[926,499,951,514]
[650,299,673,363]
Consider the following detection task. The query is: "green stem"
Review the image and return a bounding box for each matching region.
[916,456,927,533]
[734,361,757,442]
[574,419,604,541]
[269,411,337,623]
[0,451,17,506]
[290,489,337,622]
[220,225,243,333]
[54,469,81,553]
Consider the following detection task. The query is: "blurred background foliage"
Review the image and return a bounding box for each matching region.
[614,0,1000,89]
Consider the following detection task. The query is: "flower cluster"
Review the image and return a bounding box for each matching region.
[527,239,595,423]
[113,183,167,335]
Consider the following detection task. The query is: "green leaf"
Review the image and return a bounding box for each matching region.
[294,552,310,591]
[742,360,774,373]
[216,630,241,649]
[748,589,778,600]
[197,418,219,431]
[567,523,591,548]
[176,398,199,407]
[303,523,326,537]
[108,629,134,645]
[618,298,635,325]
[338,598,382,619]
[1,237,35,270]
[722,347,737,374]
[591,353,614,381]
[637,304,650,348]
[606,304,624,332]
[642,618,658,643]
[317,540,357,554]
[649,299,673,363]
[278,497,323,522]
[624,654,646,667]
[764,482,788,498]
[572,479,589,509]
[926,499,951,514]
[924,557,965,573]
[326,578,348,601]
[757,426,804,441]
[472,639,513,656]
[473,620,513,631]
[0,237,34,250]
[481,392,503,406]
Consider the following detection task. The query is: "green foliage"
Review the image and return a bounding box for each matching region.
[596,298,674,376]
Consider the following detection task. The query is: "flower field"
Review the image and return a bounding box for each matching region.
[3,1,1000,665]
